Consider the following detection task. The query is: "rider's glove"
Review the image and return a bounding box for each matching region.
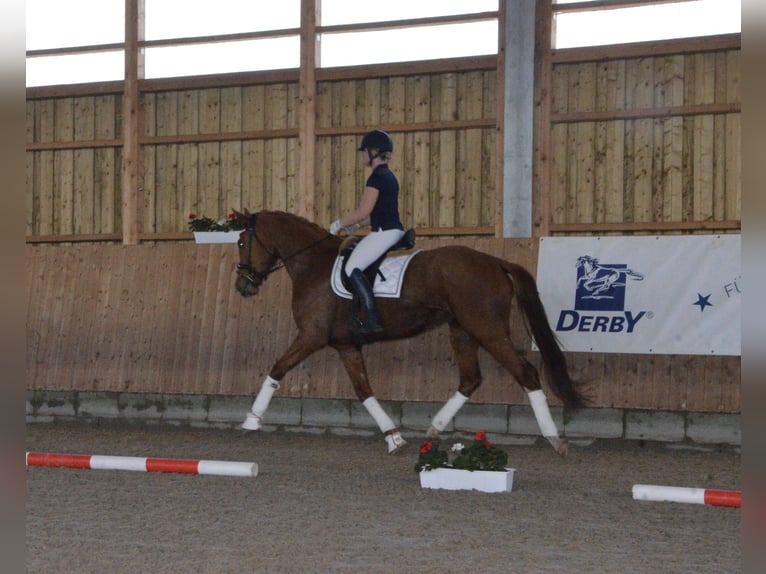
[343,223,360,234]
[329,219,342,235]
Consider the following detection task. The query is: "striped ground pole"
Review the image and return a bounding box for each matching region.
[632,484,740,508]
[26,452,258,477]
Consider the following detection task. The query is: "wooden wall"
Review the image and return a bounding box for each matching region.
[25,239,740,413]
[26,95,122,236]
[27,63,498,238]
[141,83,301,232]
[313,73,497,230]
[25,33,741,414]
[549,49,740,229]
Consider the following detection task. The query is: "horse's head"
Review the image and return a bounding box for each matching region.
[576,255,597,269]
[233,209,279,297]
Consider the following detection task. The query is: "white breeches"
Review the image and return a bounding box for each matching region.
[346,229,405,272]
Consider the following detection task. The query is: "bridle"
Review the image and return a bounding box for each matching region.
[235,212,333,289]
[235,214,279,287]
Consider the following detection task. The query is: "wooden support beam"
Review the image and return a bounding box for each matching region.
[121,0,144,245]
[494,0,506,237]
[298,0,319,221]
[533,0,554,237]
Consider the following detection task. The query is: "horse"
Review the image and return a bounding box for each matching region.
[233,209,588,455]
[576,255,644,298]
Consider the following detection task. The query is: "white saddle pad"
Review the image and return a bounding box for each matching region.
[331,250,422,300]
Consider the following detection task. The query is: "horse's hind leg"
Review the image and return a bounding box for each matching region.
[337,346,406,454]
[480,337,568,456]
[427,324,482,438]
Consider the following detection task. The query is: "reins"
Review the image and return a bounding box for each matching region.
[236,214,333,285]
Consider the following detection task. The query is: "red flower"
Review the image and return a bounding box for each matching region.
[419,442,432,454]
[485,442,492,449]
[188,213,197,220]
[475,431,486,441]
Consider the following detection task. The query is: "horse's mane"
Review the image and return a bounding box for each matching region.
[260,210,332,240]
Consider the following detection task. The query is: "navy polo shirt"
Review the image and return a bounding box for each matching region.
[367,164,404,231]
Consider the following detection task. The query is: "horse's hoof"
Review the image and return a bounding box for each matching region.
[425,426,441,439]
[385,432,407,454]
[241,413,262,431]
[546,436,568,456]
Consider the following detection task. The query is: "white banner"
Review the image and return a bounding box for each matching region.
[536,235,741,356]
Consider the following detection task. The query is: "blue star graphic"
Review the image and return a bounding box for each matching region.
[693,293,713,312]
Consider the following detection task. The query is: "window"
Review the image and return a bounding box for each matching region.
[26,0,498,86]
[554,0,741,49]
[320,21,499,67]
[26,0,124,87]
[144,0,301,78]
[319,0,499,67]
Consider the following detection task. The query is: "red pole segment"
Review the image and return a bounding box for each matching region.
[26,452,92,469]
[703,489,741,508]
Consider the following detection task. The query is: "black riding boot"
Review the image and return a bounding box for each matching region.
[348,269,384,334]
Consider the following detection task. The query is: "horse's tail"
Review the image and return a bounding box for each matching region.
[498,259,589,409]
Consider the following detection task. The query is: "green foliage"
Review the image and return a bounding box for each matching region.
[415,431,508,472]
[414,440,448,472]
[188,212,245,232]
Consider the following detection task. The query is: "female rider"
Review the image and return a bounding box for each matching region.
[329,129,405,334]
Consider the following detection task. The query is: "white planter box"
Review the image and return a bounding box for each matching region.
[419,467,515,493]
[193,231,241,244]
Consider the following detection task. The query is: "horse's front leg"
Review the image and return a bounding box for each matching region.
[427,323,481,438]
[337,346,406,454]
[242,333,324,431]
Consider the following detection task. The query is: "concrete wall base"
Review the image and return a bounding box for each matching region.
[26,390,741,447]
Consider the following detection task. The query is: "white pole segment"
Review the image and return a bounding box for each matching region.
[197,460,258,477]
[90,455,147,472]
[430,392,469,433]
[527,389,559,437]
[633,484,706,504]
[362,396,396,433]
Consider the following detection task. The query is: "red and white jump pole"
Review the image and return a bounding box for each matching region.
[26,452,258,477]
[632,484,740,508]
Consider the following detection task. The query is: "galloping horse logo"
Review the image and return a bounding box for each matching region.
[575,255,644,312]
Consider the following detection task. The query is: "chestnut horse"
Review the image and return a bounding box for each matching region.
[233,210,587,455]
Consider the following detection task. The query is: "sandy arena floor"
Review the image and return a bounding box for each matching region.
[26,422,740,573]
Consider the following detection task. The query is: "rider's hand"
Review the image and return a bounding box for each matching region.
[343,223,360,234]
[329,219,342,235]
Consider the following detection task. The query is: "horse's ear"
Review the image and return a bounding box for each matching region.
[231,208,250,225]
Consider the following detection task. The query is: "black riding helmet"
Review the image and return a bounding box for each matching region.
[358,129,393,155]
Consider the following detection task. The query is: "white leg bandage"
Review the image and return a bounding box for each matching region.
[528,389,559,438]
[242,376,280,431]
[362,396,396,433]
[429,392,469,433]
[385,432,406,454]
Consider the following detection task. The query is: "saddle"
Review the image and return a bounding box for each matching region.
[338,228,417,291]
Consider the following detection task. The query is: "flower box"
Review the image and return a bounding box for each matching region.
[419,467,515,493]
[193,231,241,244]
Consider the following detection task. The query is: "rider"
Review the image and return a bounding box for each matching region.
[329,129,405,334]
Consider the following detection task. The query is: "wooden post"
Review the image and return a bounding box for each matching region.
[122,0,144,245]
[298,0,319,221]
[494,0,506,237]
[533,0,553,237]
